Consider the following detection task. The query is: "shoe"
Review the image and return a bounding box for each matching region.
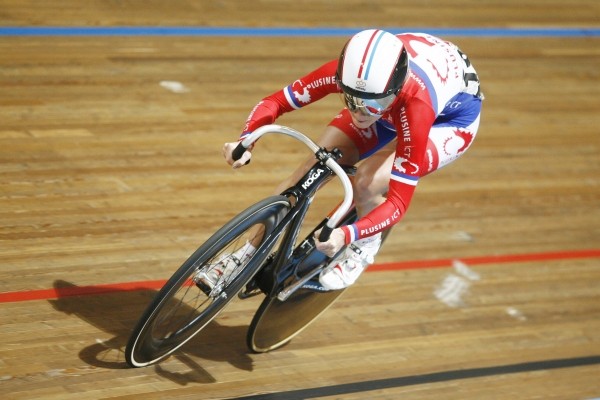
[195,242,255,293]
[318,234,381,290]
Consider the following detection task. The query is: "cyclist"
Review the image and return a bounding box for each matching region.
[214,29,483,291]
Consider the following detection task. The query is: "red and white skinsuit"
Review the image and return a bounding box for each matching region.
[240,33,483,245]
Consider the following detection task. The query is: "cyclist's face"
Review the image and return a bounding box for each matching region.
[349,107,382,129]
[341,92,394,128]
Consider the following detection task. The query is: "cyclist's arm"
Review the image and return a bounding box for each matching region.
[225,60,339,168]
[341,100,436,243]
[240,60,339,138]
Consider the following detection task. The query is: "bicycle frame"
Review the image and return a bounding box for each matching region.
[234,125,355,301]
[125,124,360,365]
[260,160,351,300]
[235,125,354,235]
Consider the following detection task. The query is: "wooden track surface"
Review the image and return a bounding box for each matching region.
[1,1,599,399]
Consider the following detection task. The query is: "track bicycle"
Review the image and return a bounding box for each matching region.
[125,124,365,368]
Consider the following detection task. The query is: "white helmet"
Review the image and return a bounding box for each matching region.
[336,29,409,115]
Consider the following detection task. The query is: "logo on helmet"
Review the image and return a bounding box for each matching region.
[352,79,367,92]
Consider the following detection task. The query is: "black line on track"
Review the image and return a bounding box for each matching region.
[234,355,600,399]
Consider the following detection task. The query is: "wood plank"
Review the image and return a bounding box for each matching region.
[0,1,598,399]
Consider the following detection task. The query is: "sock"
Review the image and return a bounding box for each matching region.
[234,241,256,259]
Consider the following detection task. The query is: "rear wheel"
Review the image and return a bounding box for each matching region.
[125,196,290,367]
[248,287,346,353]
[247,208,360,353]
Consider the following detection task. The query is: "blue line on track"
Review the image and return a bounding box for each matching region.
[0,26,599,37]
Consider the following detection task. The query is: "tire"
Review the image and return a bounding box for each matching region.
[125,196,290,367]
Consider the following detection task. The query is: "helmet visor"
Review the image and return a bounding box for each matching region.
[341,92,396,117]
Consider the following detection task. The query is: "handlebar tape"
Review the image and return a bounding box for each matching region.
[232,142,247,162]
[318,225,333,242]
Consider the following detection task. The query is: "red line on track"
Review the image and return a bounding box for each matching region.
[0,280,168,303]
[369,249,600,272]
[2,249,598,303]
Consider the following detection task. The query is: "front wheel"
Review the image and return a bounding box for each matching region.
[125,196,290,367]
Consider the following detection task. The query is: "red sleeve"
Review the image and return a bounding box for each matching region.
[241,60,339,137]
[341,98,436,243]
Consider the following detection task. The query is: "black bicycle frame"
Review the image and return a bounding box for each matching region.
[251,148,355,298]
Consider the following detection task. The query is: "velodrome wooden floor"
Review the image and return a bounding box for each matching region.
[1,1,599,399]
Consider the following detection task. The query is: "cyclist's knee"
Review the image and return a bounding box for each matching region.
[353,148,394,204]
[319,125,360,166]
[353,167,388,204]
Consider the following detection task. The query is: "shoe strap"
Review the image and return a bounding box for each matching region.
[348,243,375,264]
[349,243,363,255]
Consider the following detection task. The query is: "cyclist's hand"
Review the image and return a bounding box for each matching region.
[314,227,346,257]
[223,141,252,169]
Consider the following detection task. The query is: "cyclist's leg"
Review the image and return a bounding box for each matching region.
[313,114,397,289]
[422,93,482,176]
[352,93,483,214]
[352,140,396,217]
[330,109,398,218]
[351,101,482,220]
[271,117,361,195]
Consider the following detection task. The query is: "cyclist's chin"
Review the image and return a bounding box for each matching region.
[350,113,380,129]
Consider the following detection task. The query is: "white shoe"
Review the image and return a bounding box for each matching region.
[195,242,255,293]
[319,234,381,290]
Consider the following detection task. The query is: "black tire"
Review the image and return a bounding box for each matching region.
[125,196,290,367]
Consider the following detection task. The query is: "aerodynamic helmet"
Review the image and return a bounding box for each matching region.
[336,29,409,116]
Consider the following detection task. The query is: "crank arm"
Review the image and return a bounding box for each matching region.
[276,265,324,301]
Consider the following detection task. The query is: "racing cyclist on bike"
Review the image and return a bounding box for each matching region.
[207,29,483,291]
